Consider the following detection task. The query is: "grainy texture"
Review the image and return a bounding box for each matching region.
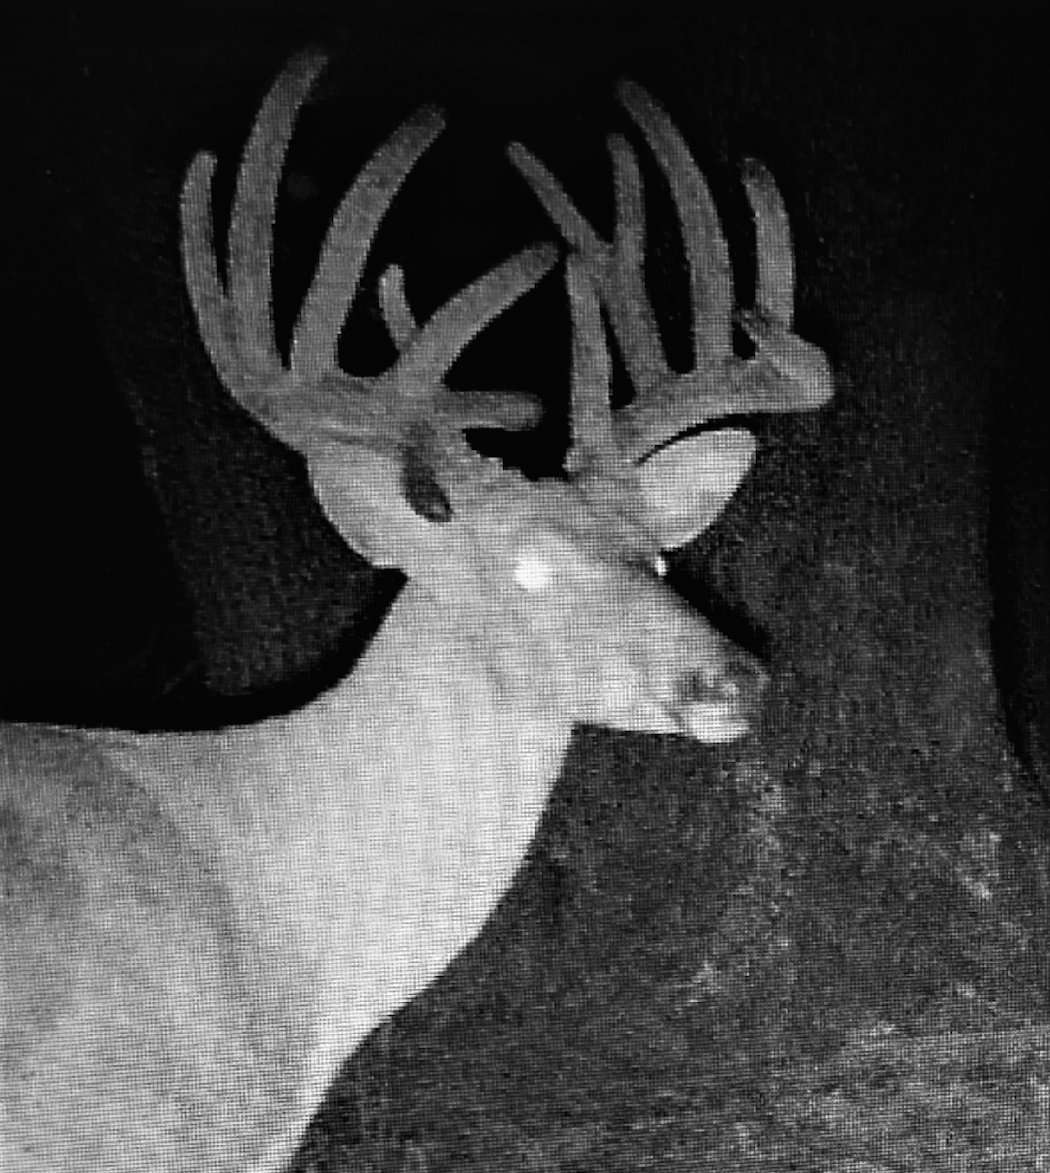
[2,6,1046,1172]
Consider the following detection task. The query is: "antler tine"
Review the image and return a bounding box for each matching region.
[181,152,246,394]
[230,54,328,378]
[565,254,617,479]
[605,134,668,392]
[180,54,325,399]
[740,157,794,325]
[616,79,733,365]
[377,264,416,350]
[505,135,665,395]
[734,157,833,410]
[288,106,446,383]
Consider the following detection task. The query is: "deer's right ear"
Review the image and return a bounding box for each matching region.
[635,428,757,551]
[307,443,452,573]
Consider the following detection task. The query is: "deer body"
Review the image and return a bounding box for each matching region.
[3,496,759,1173]
[1,53,831,1172]
[2,583,569,1172]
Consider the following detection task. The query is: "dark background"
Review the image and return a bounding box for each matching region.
[2,5,1044,763]
[2,5,1047,1168]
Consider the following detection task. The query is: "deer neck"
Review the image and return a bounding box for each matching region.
[108,576,572,1050]
[313,574,573,984]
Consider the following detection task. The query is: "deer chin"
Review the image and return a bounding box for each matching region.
[594,695,751,742]
[677,702,752,743]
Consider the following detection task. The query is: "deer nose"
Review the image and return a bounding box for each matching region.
[672,650,768,742]
[676,650,768,706]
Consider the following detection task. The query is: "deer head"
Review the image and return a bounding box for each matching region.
[179,53,832,746]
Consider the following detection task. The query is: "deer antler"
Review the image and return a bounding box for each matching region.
[179,52,556,497]
[507,80,833,471]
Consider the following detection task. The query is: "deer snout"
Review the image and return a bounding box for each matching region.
[670,646,768,743]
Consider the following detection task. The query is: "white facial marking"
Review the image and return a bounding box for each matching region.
[513,549,554,592]
[680,703,750,743]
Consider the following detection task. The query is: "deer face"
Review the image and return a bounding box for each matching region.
[467,432,769,741]
[490,507,767,741]
[311,432,767,742]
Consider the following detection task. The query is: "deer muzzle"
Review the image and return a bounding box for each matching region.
[670,647,768,742]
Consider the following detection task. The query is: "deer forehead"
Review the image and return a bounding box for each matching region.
[461,479,660,591]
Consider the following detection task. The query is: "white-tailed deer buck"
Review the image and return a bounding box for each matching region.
[1,53,831,1172]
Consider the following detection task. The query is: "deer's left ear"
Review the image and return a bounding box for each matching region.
[635,428,756,550]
